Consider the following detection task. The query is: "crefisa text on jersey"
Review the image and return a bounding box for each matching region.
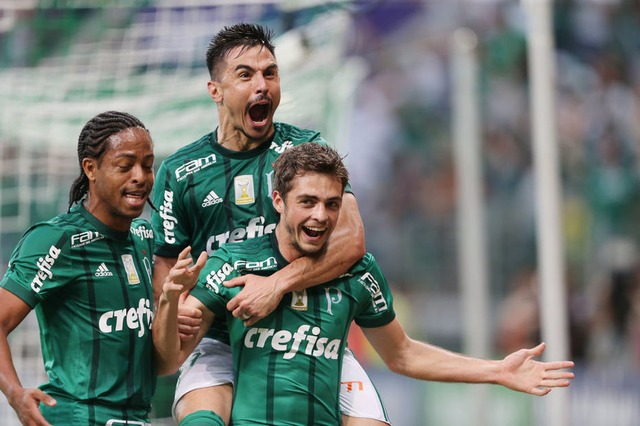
[99,297,154,338]
[130,225,153,241]
[206,216,276,255]
[159,190,178,244]
[244,324,341,360]
[30,245,61,293]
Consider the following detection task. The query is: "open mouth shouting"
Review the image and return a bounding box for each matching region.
[248,99,271,128]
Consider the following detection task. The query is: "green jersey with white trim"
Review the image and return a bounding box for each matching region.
[0,204,156,424]
[190,233,395,426]
[151,123,332,342]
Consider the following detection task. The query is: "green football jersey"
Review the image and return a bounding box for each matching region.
[190,233,396,426]
[0,204,156,425]
[151,122,331,342]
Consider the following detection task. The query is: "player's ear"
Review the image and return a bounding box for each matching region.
[273,191,285,214]
[82,158,98,182]
[207,80,222,103]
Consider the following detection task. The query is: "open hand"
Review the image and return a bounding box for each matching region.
[500,342,574,396]
[163,247,207,298]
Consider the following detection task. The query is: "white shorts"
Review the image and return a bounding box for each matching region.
[340,348,391,424]
[174,338,390,423]
[172,338,234,415]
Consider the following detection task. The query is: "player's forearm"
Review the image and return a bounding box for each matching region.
[152,291,183,376]
[152,256,177,306]
[0,336,24,405]
[274,194,365,294]
[388,338,501,385]
[366,320,501,385]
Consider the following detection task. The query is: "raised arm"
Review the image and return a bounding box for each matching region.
[153,247,209,375]
[224,193,365,324]
[152,254,177,305]
[154,254,206,340]
[0,289,56,425]
[363,319,574,396]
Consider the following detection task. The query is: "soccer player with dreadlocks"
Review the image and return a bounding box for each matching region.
[0,111,205,425]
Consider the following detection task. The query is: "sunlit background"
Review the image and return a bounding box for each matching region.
[2,0,640,425]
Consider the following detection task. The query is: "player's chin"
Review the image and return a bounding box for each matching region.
[123,194,148,209]
[247,120,272,136]
[121,203,147,220]
[297,238,329,257]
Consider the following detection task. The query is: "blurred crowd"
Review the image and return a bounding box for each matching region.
[342,0,640,372]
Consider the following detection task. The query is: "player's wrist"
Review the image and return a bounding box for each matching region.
[159,287,181,305]
[272,273,296,297]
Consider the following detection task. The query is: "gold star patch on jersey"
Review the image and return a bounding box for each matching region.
[234,175,255,205]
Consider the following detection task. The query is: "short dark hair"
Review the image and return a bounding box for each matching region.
[273,143,349,200]
[206,23,276,80]
[68,111,150,209]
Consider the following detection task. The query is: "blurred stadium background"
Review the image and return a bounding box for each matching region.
[2,0,640,424]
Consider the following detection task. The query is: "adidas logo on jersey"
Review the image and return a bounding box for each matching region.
[95,263,114,277]
[202,190,223,207]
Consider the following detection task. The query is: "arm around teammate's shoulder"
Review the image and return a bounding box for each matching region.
[223,193,365,325]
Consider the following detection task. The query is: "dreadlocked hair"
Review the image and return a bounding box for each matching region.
[206,22,275,80]
[68,111,150,210]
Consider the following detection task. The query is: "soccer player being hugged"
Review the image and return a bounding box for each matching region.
[154,142,575,426]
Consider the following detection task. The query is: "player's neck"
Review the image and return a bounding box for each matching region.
[274,224,303,263]
[216,127,270,152]
[82,196,133,232]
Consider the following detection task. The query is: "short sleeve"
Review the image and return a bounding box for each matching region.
[352,254,396,328]
[151,161,191,258]
[190,248,241,318]
[0,224,74,308]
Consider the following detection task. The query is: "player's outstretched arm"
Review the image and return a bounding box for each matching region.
[153,247,208,375]
[363,320,574,395]
[224,193,365,325]
[0,289,56,425]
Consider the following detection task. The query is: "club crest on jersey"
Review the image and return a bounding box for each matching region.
[291,289,308,311]
[121,254,140,285]
[324,287,343,315]
[234,175,255,205]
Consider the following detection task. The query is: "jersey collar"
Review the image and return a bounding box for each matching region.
[75,203,131,241]
[269,232,289,268]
